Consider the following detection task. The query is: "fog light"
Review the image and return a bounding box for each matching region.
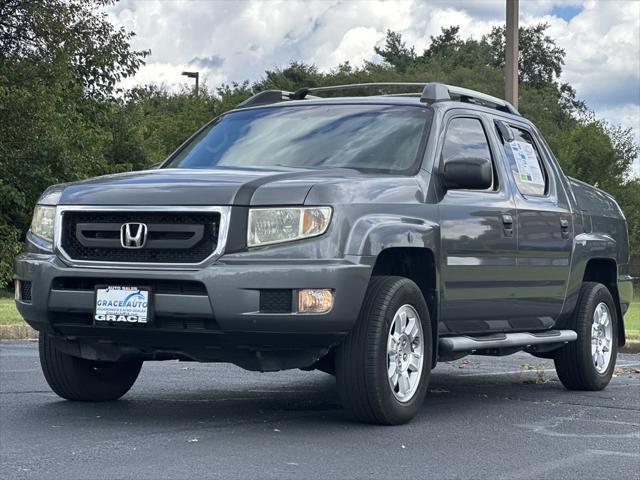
[15,280,21,301]
[298,289,334,314]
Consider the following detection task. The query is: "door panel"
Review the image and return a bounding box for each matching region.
[439,190,519,334]
[496,122,573,324]
[437,115,520,335]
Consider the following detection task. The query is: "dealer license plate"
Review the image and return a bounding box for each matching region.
[94,286,152,325]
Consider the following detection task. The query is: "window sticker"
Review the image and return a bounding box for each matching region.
[509,141,544,185]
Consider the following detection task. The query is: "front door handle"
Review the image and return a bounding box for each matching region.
[502,214,514,238]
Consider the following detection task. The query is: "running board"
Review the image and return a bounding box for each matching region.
[439,330,577,353]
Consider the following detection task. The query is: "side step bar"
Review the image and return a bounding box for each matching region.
[439,330,577,353]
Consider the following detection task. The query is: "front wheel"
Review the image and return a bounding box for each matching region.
[554,282,618,391]
[336,276,432,425]
[39,332,142,401]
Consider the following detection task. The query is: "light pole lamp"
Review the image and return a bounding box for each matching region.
[181,71,199,96]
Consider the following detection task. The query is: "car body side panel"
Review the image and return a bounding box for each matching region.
[432,110,528,334]
[559,178,632,340]
[496,120,574,324]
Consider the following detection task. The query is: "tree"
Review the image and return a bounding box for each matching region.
[0,0,148,97]
[120,84,222,164]
[254,62,323,91]
[424,26,464,57]
[0,0,148,288]
[374,30,416,72]
[483,23,565,88]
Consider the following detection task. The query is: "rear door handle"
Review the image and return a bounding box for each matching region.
[560,219,570,239]
[502,214,514,237]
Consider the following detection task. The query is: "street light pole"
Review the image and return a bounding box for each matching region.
[181,71,199,96]
[505,0,519,108]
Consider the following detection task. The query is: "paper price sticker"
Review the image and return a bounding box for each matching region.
[509,141,544,185]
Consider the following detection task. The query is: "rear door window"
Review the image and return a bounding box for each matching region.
[498,125,547,196]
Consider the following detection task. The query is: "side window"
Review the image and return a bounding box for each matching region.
[442,117,497,190]
[498,125,548,196]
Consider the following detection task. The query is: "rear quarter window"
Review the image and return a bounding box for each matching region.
[498,125,548,196]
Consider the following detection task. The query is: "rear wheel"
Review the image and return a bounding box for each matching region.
[336,276,432,425]
[554,282,618,391]
[39,332,142,401]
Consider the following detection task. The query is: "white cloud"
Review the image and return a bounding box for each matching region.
[108,0,639,174]
[540,1,640,109]
[317,26,385,70]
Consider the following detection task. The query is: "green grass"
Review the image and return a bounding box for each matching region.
[0,296,25,326]
[625,299,640,340]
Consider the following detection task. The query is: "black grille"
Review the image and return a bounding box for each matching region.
[52,278,207,295]
[20,281,32,302]
[61,211,220,263]
[260,289,293,313]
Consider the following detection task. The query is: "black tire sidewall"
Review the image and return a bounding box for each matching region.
[39,332,142,401]
[371,279,432,424]
[576,284,618,388]
[555,282,619,391]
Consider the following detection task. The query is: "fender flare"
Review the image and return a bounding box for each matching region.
[562,233,625,344]
[344,214,440,257]
[345,215,441,364]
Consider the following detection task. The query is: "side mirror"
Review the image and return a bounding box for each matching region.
[442,156,492,190]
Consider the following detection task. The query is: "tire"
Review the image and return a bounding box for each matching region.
[39,332,142,401]
[336,276,432,425]
[554,282,618,391]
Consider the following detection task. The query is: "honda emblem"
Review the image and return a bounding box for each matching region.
[120,223,148,249]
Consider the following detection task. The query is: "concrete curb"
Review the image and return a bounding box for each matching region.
[0,324,37,340]
[621,340,640,354]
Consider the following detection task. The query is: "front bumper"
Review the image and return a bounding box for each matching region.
[14,252,372,346]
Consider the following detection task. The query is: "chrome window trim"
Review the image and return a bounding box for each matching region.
[54,205,231,270]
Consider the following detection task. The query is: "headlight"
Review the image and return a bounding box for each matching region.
[31,205,56,243]
[248,207,332,247]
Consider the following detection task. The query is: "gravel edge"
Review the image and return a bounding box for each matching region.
[0,324,37,340]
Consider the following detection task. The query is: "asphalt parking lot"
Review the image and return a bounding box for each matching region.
[1,341,639,480]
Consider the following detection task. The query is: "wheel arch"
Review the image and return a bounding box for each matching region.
[371,247,439,366]
[562,233,625,347]
[582,258,625,347]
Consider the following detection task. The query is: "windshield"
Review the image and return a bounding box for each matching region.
[165,104,432,174]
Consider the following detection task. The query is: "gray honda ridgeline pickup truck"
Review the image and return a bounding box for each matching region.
[15,82,634,425]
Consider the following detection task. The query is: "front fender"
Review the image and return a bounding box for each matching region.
[345,214,440,257]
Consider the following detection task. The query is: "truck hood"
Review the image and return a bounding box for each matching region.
[57,167,364,206]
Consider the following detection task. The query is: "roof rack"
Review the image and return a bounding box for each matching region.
[235,90,294,108]
[437,85,520,115]
[236,82,520,115]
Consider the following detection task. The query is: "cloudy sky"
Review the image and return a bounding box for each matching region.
[108,0,640,175]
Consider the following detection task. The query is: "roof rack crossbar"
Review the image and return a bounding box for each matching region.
[307,82,429,93]
[236,83,520,115]
[291,83,428,101]
[379,92,423,97]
